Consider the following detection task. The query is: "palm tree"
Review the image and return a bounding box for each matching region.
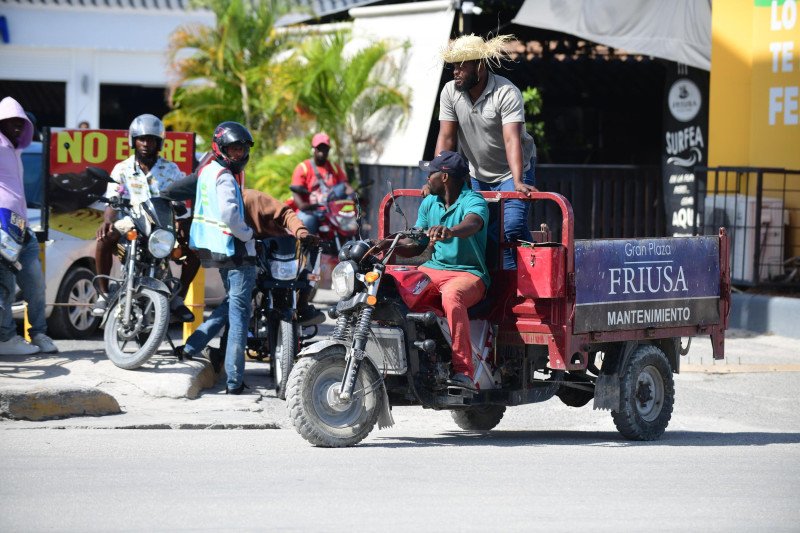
[289,31,411,182]
[164,0,298,154]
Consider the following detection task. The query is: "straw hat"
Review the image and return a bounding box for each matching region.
[441,34,515,66]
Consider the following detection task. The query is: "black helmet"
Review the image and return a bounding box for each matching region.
[211,121,254,173]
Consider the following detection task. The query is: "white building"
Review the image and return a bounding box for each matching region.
[0,0,215,128]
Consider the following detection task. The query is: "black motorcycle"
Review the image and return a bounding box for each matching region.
[248,236,322,399]
[93,187,187,369]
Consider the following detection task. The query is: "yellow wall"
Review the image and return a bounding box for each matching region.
[709,0,800,259]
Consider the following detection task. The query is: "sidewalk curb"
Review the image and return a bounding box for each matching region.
[731,293,800,339]
[0,386,121,421]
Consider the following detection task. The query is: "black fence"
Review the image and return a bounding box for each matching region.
[358,163,666,244]
[696,166,800,287]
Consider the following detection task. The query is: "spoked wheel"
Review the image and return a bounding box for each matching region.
[103,288,170,369]
[286,351,382,447]
[271,319,299,400]
[611,345,675,441]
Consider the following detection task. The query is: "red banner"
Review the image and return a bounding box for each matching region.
[49,129,196,175]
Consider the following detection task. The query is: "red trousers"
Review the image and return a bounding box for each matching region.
[418,266,486,378]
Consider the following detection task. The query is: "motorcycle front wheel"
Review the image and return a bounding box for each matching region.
[286,351,382,447]
[271,319,299,400]
[104,287,170,369]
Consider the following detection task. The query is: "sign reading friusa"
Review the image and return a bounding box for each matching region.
[573,237,721,334]
[662,64,710,237]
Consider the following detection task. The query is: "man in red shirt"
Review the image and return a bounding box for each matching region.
[290,133,354,234]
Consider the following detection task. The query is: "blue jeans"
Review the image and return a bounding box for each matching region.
[0,232,48,342]
[184,264,256,390]
[297,210,322,234]
[471,158,536,270]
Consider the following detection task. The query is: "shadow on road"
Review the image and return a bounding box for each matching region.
[367,430,800,448]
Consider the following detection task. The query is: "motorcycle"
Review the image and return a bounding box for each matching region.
[247,235,322,399]
[91,171,187,369]
[288,185,360,256]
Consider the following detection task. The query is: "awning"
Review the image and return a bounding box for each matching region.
[349,0,455,166]
[512,0,711,71]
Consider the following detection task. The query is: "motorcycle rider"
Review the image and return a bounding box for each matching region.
[290,133,354,234]
[93,114,198,321]
[382,151,489,388]
[164,172,324,326]
[179,121,256,395]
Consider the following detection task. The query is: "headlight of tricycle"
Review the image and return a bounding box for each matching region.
[331,260,357,298]
[148,229,176,259]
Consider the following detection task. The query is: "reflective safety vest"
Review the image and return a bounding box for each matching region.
[189,160,243,258]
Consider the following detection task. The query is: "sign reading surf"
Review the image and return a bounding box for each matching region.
[573,237,721,333]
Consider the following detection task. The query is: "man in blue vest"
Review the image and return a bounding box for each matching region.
[181,121,255,395]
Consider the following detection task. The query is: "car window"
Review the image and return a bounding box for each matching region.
[22,142,44,208]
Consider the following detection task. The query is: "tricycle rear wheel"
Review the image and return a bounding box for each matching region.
[612,345,674,441]
[451,405,506,431]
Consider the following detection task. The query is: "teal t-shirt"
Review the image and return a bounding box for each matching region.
[415,184,490,287]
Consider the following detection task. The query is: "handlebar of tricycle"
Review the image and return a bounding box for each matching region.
[377,189,575,271]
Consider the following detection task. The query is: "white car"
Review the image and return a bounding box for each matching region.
[11,141,225,339]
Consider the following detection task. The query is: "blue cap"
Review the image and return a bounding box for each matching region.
[419,150,469,179]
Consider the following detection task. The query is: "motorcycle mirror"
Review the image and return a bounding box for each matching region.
[86,166,114,184]
[387,181,409,230]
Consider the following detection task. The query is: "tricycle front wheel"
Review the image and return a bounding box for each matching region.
[286,351,382,447]
[612,345,674,441]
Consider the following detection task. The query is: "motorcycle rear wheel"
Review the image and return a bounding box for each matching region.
[103,288,170,369]
[271,319,298,400]
[286,351,382,447]
[451,405,506,431]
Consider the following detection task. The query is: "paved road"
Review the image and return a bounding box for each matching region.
[2,368,799,532]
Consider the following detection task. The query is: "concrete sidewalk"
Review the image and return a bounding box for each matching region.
[1,290,799,425]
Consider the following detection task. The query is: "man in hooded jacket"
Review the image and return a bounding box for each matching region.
[0,96,58,355]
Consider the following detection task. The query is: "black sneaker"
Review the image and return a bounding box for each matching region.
[172,304,195,323]
[226,382,248,395]
[449,373,476,390]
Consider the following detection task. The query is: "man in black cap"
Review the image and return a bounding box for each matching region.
[388,150,489,388]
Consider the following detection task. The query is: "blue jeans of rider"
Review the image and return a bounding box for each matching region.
[184,264,256,390]
[470,157,536,270]
[0,231,48,342]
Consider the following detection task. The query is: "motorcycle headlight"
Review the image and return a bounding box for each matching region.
[336,214,359,232]
[148,229,175,258]
[331,260,357,298]
[0,229,22,263]
[270,259,299,280]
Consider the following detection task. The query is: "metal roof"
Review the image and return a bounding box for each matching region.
[1,0,196,9]
[1,0,384,18]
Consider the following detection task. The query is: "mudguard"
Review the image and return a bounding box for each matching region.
[297,339,347,358]
[135,276,171,296]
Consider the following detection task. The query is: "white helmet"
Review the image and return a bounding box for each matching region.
[128,114,165,149]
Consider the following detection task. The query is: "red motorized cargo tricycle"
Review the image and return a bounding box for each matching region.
[286,191,730,447]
